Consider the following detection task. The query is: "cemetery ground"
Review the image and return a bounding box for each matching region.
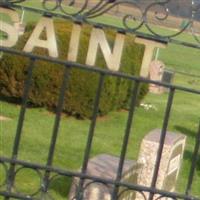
[1,1,200,199]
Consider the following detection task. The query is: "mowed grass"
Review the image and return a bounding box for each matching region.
[0,1,200,199]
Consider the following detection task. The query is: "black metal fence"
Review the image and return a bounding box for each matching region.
[0,0,200,200]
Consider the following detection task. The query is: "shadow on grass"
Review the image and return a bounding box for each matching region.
[0,95,38,108]
[183,150,200,173]
[174,126,200,173]
[0,95,22,104]
[174,125,197,139]
[49,176,72,198]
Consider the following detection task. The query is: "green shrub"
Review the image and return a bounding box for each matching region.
[0,20,147,118]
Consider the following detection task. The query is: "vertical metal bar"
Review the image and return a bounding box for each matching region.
[185,122,200,196]
[148,87,175,200]
[42,66,71,192]
[111,80,140,200]
[11,58,36,158]
[5,58,36,200]
[76,73,105,199]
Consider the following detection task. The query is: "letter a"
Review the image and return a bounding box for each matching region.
[23,17,58,58]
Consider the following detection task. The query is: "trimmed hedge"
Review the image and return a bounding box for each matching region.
[0,20,148,118]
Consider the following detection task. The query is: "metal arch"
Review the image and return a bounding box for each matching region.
[2,0,200,46]
[117,187,147,200]
[154,194,177,200]
[72,180,112,200]
[0,162,8,188]
[143,0,193,39]
[13,166,43,197]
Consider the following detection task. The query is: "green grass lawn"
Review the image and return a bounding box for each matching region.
[1,1,200,199]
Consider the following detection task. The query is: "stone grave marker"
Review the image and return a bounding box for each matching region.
[136,129,186,200]
[69,154,141,200]
[162,70,174,85]
[149,60,165,94]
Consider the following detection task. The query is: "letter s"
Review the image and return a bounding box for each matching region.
[0,7,19,47]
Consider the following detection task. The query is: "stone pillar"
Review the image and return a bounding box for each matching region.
[136,129,186,200]
[135,37,167,78]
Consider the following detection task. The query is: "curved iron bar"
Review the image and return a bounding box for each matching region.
[83,0,106,17]
[85,0,140,19]
[42,0,59,12]
[85,0,114,18]
[48,173,60,183]
[83,180,111,191]
[154,194,177,200]
[117,187,147,200]
[121,1,144,32]
[47,173,73,192]
[144,0,194,39]
[0,162,8,187]
[39,191,54,200]
[40,173,72,200]
[71,180,111,200]
[59,0,89,16]
[13,166,43,197]
[192,28,200,44]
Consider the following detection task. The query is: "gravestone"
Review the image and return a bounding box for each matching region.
[149,60,165,94]
[69,154,141,200]
[162,70,174,84]
[136,129,186,200]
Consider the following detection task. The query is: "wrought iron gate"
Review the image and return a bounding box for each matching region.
[0,0,200,200]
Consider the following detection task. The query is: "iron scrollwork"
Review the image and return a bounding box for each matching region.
[1,0,200,45]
